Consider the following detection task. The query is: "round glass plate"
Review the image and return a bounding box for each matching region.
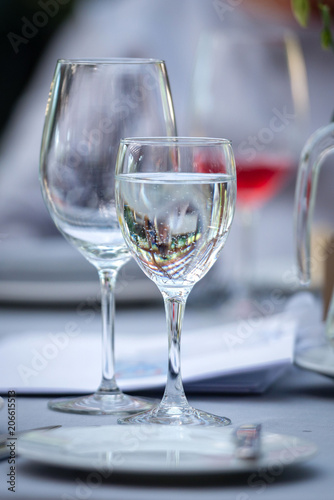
[18,425,317,475]
[295,345,334,378]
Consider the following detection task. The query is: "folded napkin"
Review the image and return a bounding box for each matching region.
[0,307,297,395]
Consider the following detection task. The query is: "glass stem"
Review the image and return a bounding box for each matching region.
[239,206,257,295]
[97,269,121,394]
[159,288,191,410]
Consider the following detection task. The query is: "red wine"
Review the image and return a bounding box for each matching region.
[236,156,293,208]
[195,151,293,208]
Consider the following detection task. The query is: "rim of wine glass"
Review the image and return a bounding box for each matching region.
[57,58,165,65]
[120,137,232,146]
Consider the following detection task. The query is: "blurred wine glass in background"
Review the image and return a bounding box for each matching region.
[187,31,310,314]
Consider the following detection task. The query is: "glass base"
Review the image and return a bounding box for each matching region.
[118,405,231,426]
[48,392,157,416]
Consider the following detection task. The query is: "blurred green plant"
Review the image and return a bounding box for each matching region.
[291,0,334,50]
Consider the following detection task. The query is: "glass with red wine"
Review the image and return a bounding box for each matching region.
[187,30,309,311]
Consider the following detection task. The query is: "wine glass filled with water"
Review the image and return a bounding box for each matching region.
[40,59,176,414]
[115,137,236,425]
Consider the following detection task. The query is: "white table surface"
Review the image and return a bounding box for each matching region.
[0,303,333,499]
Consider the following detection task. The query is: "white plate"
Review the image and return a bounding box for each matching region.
[0,397,4,410]
[295,345,334,378]
[18,425,317,475]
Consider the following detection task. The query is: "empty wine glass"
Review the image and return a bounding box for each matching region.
[115,137,236,425]
[40,59,176,414]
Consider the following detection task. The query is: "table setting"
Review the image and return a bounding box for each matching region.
[1,14,334,497]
